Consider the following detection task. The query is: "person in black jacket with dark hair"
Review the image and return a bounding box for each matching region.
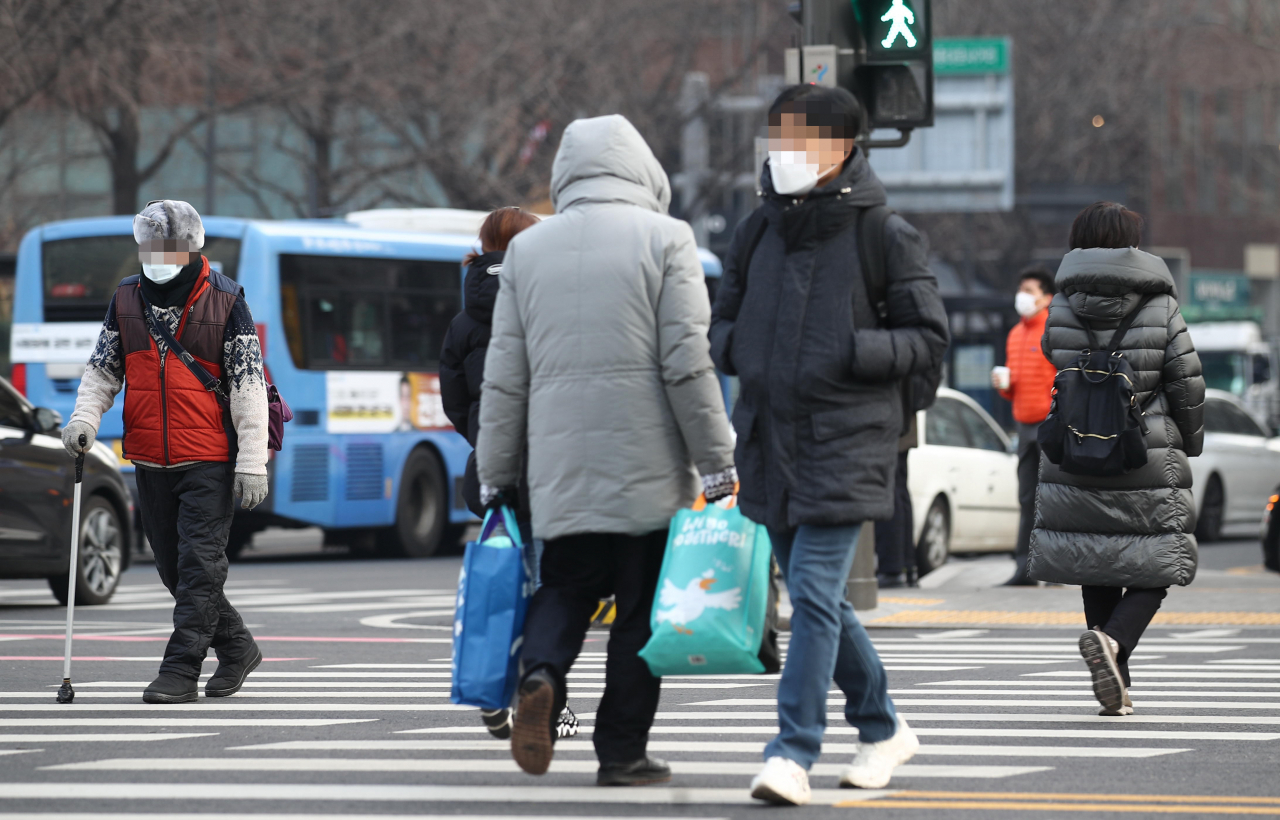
[438,206,578,742]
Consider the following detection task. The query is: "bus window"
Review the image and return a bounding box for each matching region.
[278,253,461,371]
[42,235,241,322]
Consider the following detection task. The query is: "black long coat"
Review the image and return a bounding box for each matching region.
[439,251,503,516]
[1029,247,1205,588]
[710,150,950,531]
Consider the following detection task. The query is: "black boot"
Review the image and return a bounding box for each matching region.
[597,756,672,786]
[206,643,262,698]
[143,672,198,704]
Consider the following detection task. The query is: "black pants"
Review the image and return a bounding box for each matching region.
[1081,585,1168,686]
[520,529,666,764]
[136,462,255,680]
[875,451,914,578]
[1010,422,1041,583]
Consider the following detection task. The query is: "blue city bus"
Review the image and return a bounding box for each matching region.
[12,214,726,558]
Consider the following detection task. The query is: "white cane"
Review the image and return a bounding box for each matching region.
[57,433,87,704]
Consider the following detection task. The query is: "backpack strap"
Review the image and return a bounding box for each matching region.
[137,288,230,406]
[733,207,769,294]
[1105,294,1154,354]
[857,205,894,327]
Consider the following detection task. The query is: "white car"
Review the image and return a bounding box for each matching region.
[908,387,1021,574]
[1188,389,1280,541]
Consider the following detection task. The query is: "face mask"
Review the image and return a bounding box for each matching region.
[1015,291,1041,318]
[769,150,837,196]
[141,262,183,284]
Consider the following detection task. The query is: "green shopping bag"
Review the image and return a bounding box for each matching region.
[638,493,772,675]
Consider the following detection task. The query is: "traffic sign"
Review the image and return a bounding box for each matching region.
[934,37,1009,75]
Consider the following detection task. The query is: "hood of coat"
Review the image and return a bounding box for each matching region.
[464,250,504,324]
[1055,247,1177,324]
[761,146,888,251]
[550,115,671,215]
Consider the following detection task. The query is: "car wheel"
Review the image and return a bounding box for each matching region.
[385,447,447,558]
[48,496,126,606]
[1196,474,1224,543]
[915,495,950,577]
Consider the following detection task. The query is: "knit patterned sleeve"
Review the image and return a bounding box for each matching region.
[69,300,124,431]
[224,295,269,475]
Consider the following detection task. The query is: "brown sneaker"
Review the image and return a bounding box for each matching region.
[1079,629,1125,715]
[511,669,557,775]
[1099,689,1134,716]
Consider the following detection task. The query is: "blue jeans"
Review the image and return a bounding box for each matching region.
[765,523,898,769]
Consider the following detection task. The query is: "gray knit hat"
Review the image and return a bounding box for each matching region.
[133,199,205,250]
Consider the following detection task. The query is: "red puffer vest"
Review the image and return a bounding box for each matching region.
[115,257,239,465]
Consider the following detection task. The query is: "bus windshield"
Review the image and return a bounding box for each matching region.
[1199,350,1245,395]
[279,253,461,371]
[42,235,242,322]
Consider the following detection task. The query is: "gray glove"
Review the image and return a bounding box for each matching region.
[234,472,268,510]
[61,420,96,458]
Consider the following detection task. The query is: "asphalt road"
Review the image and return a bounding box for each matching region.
[0,537,1278,819]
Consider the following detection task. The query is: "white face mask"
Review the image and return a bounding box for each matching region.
[768,150,838,196]
[1015,291,1041,318]
[141,262,183,284]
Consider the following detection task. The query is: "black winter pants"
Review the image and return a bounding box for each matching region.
[874,451,914,578]
[136,462,255,680]
[520,529,666,764]
[1010,422,1042,584]
[1082,585,1168,686]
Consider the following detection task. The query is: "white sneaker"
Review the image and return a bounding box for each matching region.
[839,718,919,789]
[750,756,811,805]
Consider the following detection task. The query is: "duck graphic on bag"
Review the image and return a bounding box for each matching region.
[655,569,743,634]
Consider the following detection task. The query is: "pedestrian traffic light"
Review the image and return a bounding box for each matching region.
[852,0,934,130]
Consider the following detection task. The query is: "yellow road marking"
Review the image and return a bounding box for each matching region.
[888,791,1280,805]
[867,610,1280,626]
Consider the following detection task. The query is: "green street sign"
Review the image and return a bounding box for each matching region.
[934,37,1009,74]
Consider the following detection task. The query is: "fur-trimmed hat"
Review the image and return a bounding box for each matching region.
[133,199,205,250]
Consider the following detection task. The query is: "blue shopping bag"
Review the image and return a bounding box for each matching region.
[450,506,532,710]
[638,494,772,676]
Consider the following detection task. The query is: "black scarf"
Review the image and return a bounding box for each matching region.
[139,257,203,309]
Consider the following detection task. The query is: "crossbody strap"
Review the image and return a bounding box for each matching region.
[137,288,230,405]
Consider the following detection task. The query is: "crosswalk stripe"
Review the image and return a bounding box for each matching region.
[227,739,1189,757]
[0,782,888,805]
[890,688,1280,696]
[38,757,1051,779]
[0,734,216,742]
[0,815,722,820]
[396,724,1280,741]
[1028,670,1280,679]
[0,704,472,712]
[633,711,1280,726]
[924,679,1280,688]
[0,719,374,727]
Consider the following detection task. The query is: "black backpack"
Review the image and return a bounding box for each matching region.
[1037,296,1153,477]
[733,204,940,427]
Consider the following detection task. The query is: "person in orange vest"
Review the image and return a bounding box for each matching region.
[993,265,1057,586]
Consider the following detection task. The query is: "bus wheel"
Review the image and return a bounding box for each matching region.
[388,447,447,558]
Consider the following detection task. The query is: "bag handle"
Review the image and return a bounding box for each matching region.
[478,505,525,549]
[691,483,741,511]
[137,287,230,405]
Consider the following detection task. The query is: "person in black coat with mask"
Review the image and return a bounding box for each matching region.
[438,206,579,742]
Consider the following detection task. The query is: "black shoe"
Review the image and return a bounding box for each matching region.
[1002,576,1038,586]
[511,669,558,775]
[597,756,672,786]
[877,573,906,589]
[142,672,198,704]
[205,644,262,698]
[482,708,512,740]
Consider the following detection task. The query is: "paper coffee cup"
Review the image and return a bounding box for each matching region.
[992,366,1011,390]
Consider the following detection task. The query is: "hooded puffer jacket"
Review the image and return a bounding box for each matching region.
[476,115,735,540]
[1028,247,1206,588]
[709,150,949,530]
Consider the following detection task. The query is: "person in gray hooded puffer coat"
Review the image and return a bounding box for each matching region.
[477,114,737,786]
[1028,202,1204,717]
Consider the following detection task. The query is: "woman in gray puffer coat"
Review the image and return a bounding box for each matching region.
[1028,202,1205,717]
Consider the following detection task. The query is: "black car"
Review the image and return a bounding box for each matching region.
[0,376,132,604]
